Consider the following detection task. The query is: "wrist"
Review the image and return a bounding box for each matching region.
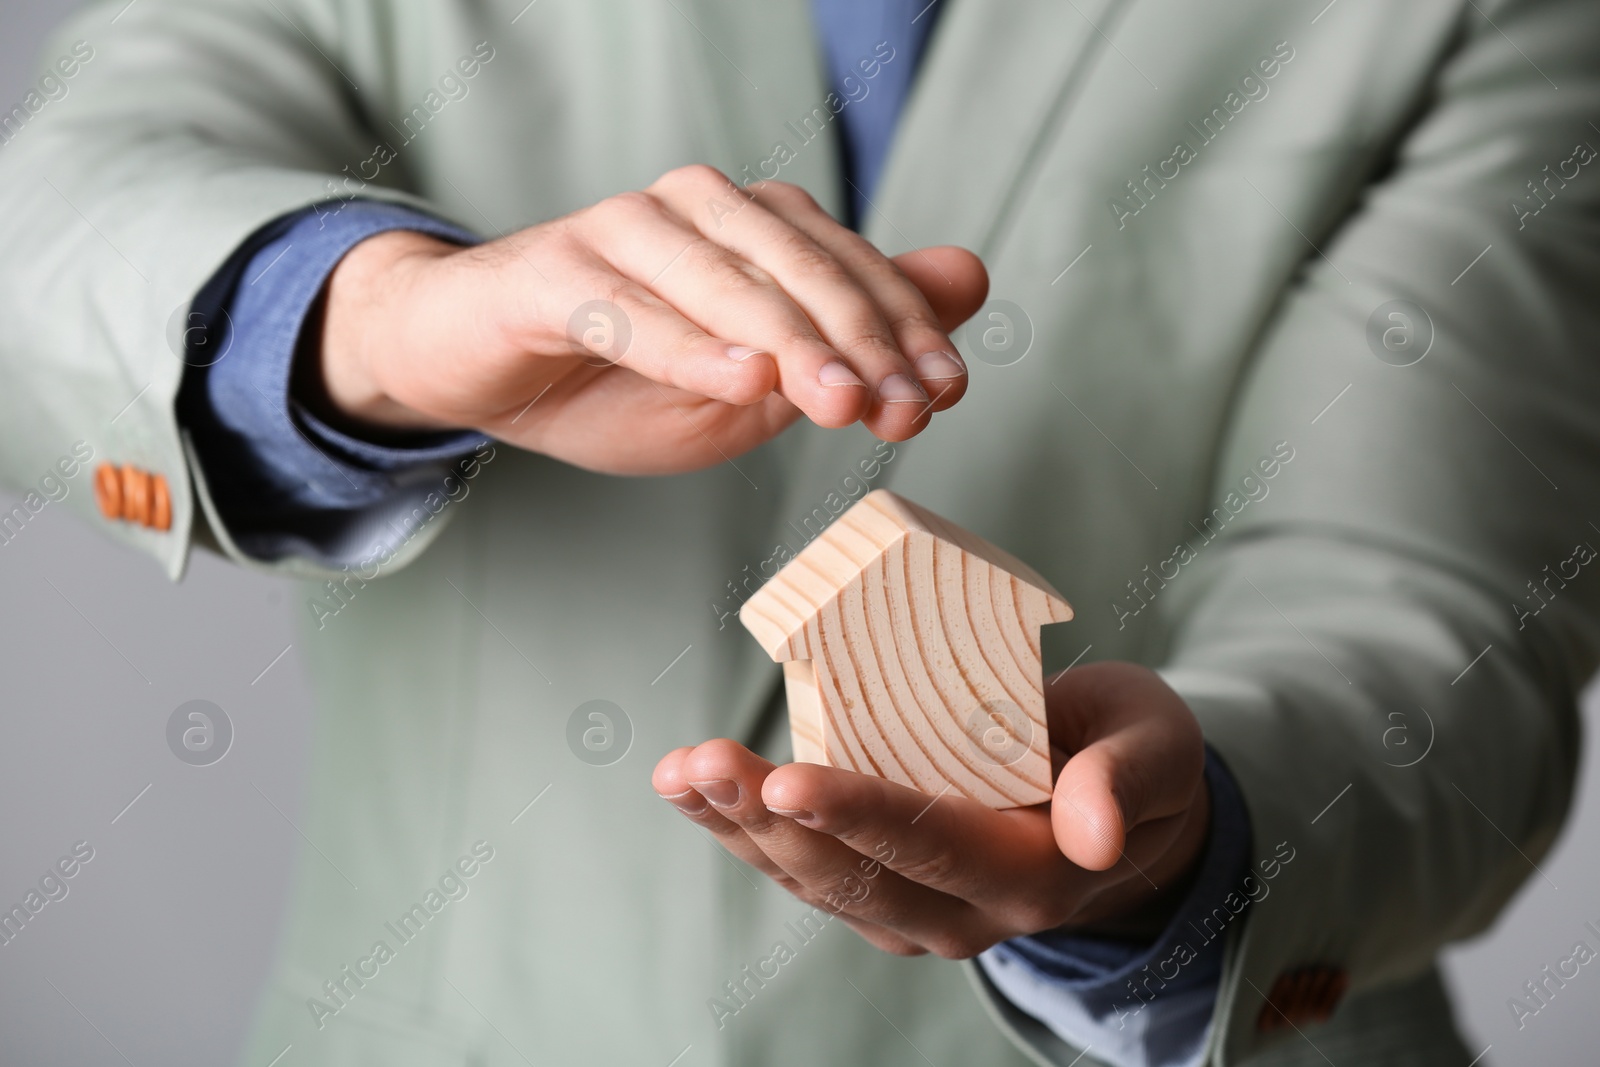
[310,229,460,436]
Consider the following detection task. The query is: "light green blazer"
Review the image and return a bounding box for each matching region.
[3,0,1599,1063]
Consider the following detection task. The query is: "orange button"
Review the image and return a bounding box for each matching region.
[94,464,172,532]
[1257,965,1347,1032]
[121,466,151,527]
[150,473,171,531]
[94,464,123,520]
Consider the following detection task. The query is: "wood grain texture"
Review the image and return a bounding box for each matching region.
[740,490,1073,809]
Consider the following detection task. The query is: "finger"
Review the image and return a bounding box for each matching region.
[1046,663,1206,871]
[1050,752,1135,873]
[652,746,804,887]
[764,760,1185,938]
[577,188,872,430]
[730,186,984,393]
[836,914,928,957]
[739,183,979,392]
[710,180,961,433]
[682,740,1005,956]
[762,200,972,419]
[890,247,989,333]
[760,760,1074,920]
[473,236,781,413]
[676,740,856,865]
[522,269,782,408]
[654,746,932,956]
[652,755,928,953]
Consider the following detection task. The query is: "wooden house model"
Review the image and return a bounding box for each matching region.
[739,490,1073,809]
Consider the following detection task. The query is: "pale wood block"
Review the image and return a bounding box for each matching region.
[741,490,1073,809]
[782,660,827,765]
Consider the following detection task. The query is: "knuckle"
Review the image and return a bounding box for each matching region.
[592,277,637,317]
[856,892,914,928]
[829,326,904,364]
[669,326,716,361]
[535,217,587,262]
[587,190,663,232]
[750,180,817,211]
[925,935,966,960]
[690,250,782,304]
[607,189,662,216]
[823,873,869,904]
[773,234,846,281]
[769,873,807,897]
[681,162,732,186]
[1007,900,1063,935]
[743,809,792,835]
[776,325,829,354]
[732,259,780,289]
[877,937,929,958]
[886,306,945,338]
[680,239,745,281]
[655,163,732,197]
[582,278,636,327]
[927,932,987,961]
[1116,760,1155,823]
[795,889,842,915]
[894,850,961,889]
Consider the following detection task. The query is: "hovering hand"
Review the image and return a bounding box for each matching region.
[311,165,988,474]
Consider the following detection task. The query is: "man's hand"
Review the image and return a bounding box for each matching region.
[652,663,1211,957]
[310,165,987,473]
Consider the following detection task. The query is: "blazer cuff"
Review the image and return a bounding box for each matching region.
[176,200,487,566]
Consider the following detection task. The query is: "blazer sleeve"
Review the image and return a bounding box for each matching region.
[1156,0,1600,1062]
[971,0,1600,1063]
[0,0,463,580]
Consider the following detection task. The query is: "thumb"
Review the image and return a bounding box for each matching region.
[1051,741,1135,871]
[1046,663,1204,871]
[892,246,989,332]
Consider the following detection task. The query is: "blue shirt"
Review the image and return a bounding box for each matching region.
[177,202,484,566]
[175,5,1254,1065]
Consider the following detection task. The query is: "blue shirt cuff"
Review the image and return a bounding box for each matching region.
[977,745,1253,1067]
[176,200,488,564]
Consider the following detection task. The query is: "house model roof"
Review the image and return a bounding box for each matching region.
[740,489,1071,659]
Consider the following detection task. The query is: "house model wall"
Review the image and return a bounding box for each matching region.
[739,490,1073,809]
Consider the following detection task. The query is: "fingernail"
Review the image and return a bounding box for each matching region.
[877,373,928,404]
[766,806,819,826]
[818,361,866,388]
[689,779,740,808]
[659,789,709,816]
[914,351,966,381]
[727,345,767,362]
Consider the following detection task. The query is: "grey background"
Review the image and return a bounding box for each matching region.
[2,3,1597,1065]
